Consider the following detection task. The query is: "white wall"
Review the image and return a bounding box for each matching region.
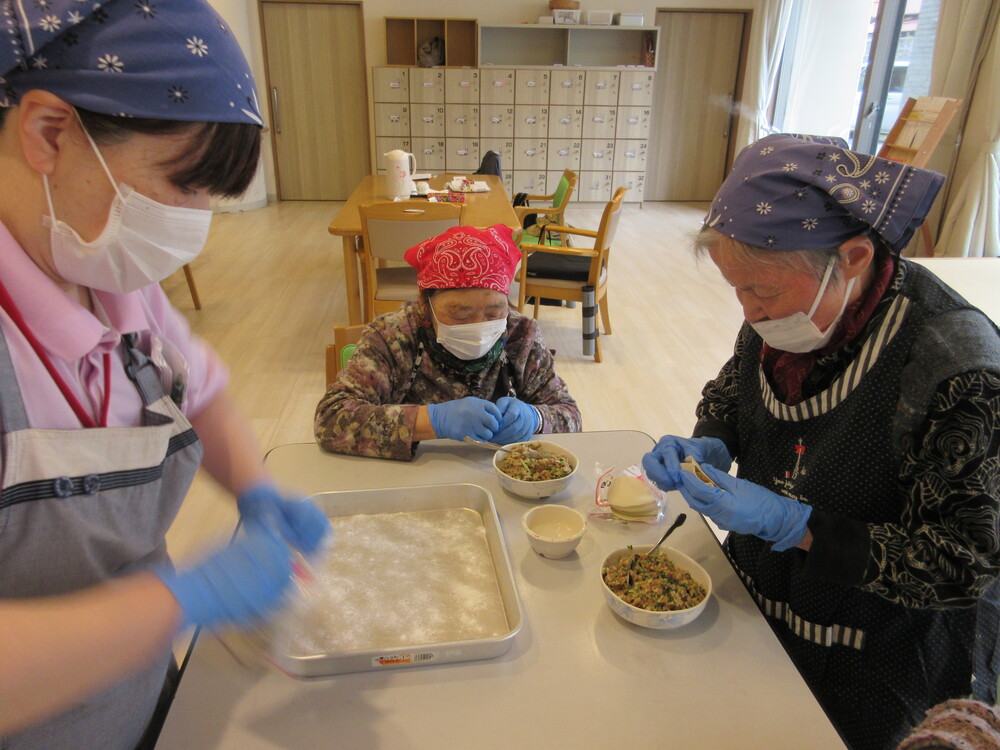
[219,0,764,201]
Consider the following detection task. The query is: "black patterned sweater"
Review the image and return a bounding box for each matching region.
[692,259,1000,610]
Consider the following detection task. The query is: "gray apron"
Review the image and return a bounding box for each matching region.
[0,328,203,750]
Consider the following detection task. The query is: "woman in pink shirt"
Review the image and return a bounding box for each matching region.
[0,1,330,747]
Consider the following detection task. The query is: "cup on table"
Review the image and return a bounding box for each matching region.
[522,505,587,558]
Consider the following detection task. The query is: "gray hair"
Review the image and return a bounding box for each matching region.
[693,225,842,283]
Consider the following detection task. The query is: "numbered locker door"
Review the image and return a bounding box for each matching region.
[480,69,515,104]
[613,172,645,202]
[548,105,583,139]
[409,68,445,103]
[445,68,479,103]
[582,106,617,140]
[445,139,480,172]
[481,105,515,139]
[480,138,514,193]
[549,70,585,106]
[511,171,547,197]
[580,140,615,172]
[576,172,612,203]
[372,67,409,103]
[618,71,655,107]
[547,140,582,171]
[445,105,479,139]
[616,107,651,139]
[514,70,550,105]
[583,71,619,106]
[374,103,410,138]
[411,138,446,172]
[513,139,547,173]
[514,106,548,139]
[613,140,647,174]
[410,104,445,138]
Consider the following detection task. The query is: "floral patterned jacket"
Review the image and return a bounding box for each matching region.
[315,303,582,460]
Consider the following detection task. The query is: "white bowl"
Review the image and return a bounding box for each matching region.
[493,440,579,500]
[600,545,712,629]
[522,505,587,558]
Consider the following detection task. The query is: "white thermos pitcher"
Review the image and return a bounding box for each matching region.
[384,149,417,200]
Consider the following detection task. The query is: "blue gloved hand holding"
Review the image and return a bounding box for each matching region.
[155,520,293,630]
[237,481,332,556]
[641,435,733,493]
[676,463,812,551]
[427,397,502,442]
[491,396,540,445]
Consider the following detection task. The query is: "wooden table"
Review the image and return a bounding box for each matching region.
[328,174,519,325]
[157,432,847,750]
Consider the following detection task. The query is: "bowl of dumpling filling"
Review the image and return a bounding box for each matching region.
[493,440,578,499]
[600,545,711,629]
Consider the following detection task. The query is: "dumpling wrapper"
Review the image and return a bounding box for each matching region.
[680,456,719,487]
[608,475,659,517]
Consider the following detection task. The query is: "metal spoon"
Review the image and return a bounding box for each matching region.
[462,436,548,459]
[645,513,688,557]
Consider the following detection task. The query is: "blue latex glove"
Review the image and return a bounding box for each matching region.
[155,520,293,630]
[427,397,502,442]
[491,396,540,445]
[237,482,332,557]
[641,435,733,493]
[676,463,812,551]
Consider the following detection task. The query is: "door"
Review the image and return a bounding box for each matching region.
[645,11,745,201]
[261,2,369,200]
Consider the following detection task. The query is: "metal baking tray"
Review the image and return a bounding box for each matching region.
[268,483,523,678]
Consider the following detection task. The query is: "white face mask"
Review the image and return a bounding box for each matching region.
[432,305,508,360]
[749,256,856,353]
[43,120,212,295]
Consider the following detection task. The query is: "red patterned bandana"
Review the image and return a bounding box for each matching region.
[762,253,895,405]
[404,225,521,293]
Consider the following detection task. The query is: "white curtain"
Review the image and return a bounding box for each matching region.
[931,2,1000,257]
[733,0,797,151]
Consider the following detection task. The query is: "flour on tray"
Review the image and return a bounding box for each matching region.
[283,508,508,655]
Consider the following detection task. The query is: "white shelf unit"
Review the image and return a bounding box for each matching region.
[371,25,658,204]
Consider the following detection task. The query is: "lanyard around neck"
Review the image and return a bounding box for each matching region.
[0,278,110,429]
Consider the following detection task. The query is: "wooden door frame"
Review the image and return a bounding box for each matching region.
[257,0,369,201]
[655,7,752,175]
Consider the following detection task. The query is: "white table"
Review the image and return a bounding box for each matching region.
[156,432,847,749]
[911,256,1000,324]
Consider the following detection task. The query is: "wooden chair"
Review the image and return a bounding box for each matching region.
[357,201,463,323]
[877,95,962,252]
[517,186,627,363]
[325,324,365,387]
[181,264,201,310]
[514,169,577,248]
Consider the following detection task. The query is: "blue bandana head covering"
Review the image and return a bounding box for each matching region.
[1,0,262,125]
[705,133,945,253]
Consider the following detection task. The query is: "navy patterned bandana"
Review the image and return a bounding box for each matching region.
[705,134,945,253]
[1,0,261,125]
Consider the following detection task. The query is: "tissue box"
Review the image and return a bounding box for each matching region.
[615,12,645,26]
[552,9,581,24]
[586,10,614,25]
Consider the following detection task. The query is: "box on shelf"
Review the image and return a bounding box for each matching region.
[538,15,554,24]
[552,9,581,25]
[615,12,645,26]
[586,10,614,25]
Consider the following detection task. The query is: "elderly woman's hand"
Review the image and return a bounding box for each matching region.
[641,436,733,493]
[677,464,811,551]
[427,397,502,442]
[492,397,540,445]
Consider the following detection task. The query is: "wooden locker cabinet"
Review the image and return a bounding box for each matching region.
[371,21,658,200]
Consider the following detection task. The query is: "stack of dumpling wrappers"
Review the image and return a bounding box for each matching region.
[608,476,660,521]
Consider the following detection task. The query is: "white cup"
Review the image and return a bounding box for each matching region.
[522,505,587,558]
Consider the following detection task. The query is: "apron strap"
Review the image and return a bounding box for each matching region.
[0,323,31,434]
[121,333,168,407]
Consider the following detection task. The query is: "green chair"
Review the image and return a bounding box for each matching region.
[514,169,577,248]
[325,324,364,387]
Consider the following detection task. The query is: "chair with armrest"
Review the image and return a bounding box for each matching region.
[517,186,627,363]
[357,201,463,323]
[325,324,365,388]
[514,169,577,247]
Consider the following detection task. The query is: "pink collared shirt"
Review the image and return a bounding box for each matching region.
[0,220,227,430]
